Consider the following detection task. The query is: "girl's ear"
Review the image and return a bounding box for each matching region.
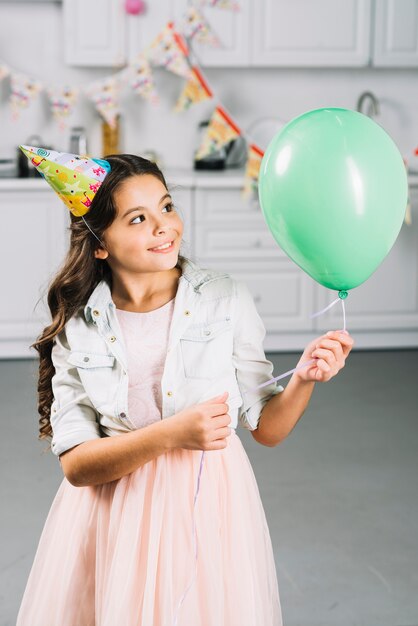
[95,248,109,260]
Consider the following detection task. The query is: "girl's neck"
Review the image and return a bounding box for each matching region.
[111,265,182,313]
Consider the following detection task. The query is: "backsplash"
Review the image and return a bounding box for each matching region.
[0,3,417,169]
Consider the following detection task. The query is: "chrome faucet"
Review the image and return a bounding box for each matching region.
[356,91,380,117]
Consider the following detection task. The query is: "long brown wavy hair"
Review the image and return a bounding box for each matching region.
[31,154,188,454]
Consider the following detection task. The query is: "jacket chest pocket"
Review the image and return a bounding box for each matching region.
[67,351,116,408]
[180,318,233,380]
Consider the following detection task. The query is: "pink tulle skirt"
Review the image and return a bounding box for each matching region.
[16,429,283,626]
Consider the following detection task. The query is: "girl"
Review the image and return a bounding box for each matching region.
[16,151,354,626]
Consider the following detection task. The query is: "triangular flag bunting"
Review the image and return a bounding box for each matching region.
[179,7,221,47]
[10,72,42,119]
[174,66,213,112]
[145,22,192,79]
[129,54,160,104]
[195,105,241,160]
[85,75,121,128]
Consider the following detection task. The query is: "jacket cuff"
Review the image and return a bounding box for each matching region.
[239,385,284,431]
[51,430,102,458]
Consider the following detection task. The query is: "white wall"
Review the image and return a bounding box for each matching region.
[0,2,417,169]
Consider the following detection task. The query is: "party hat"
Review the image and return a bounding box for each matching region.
[19,145,111,217]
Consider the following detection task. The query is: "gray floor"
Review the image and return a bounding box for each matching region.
[1,350,417,626]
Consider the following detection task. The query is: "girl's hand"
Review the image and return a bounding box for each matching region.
[294,330,355,383]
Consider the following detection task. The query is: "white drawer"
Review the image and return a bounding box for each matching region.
[192,258,315,332]
[194,187,265,223]
[195,222,284,259]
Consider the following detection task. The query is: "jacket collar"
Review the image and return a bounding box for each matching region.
[83,255,228,323]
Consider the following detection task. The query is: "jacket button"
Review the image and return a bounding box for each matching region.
[184,310,191,316]
[204,330,211,336]
[83,356,90,362]
[120,412,126,418]
[167,391,173,396]
[109,336,116,342]
[93,309,100,316]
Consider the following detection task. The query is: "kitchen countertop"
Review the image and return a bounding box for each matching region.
[0,167,249,190]
[1,167,418,188]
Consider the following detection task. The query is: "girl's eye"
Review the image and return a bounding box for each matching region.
[162,202,175,213]
[130,203,175,224]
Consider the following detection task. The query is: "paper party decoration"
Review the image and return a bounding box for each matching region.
[195,105,241,160]
[174,66,213,112]
[179,6,221,46]
[10,72,42,119]
[146,22,192,79]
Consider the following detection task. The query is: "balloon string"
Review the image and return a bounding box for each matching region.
[172,294,348,625]
[309,295,348,332]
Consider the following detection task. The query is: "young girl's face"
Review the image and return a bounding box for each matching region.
[95,174,184,274]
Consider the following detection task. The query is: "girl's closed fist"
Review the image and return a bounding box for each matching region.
[169,391,232,451]
[294,330,355,383]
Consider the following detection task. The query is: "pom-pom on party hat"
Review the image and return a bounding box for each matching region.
[19,145,111,217]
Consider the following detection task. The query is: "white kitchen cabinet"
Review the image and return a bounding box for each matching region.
[0,185,67,358]
[63,0,418,70]
[0,180,193,358]
[313,187,418,348]
[373,0,418,67]
[178,0,251,68]
[63,0,127,67]
[126,0,251,67]
[252,0,372,67]
[192,186,317,350]
[192,181,418,351]
[1,175,417,358]
[165,182,193,259]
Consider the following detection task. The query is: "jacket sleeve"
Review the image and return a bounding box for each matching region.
[231,279,284,431]
[49,326,102,458]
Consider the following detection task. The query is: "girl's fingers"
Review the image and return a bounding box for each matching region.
[326,331,355,355]
[312,348,336,368]
[316,358,331,372]
[313,339,344,362]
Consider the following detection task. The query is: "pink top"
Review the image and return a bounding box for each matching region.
[115,298,175,430]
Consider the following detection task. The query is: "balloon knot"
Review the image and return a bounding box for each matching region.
[338,290,348,300]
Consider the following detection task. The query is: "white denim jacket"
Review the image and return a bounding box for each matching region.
[50,256,284,457]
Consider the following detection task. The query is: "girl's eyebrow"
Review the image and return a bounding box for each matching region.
[121,193,172,219]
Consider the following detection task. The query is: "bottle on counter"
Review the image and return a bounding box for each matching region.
[102,115,121,156]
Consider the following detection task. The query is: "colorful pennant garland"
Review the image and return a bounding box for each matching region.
[9,72,43,120]
[129,54,160,105]
[174,65,213,112]
[145,21,192,79]
[47,86,79,130]
[195,105,241,160]
[0,0,414,217]
[85,75,121,129]
[179,6,221,47]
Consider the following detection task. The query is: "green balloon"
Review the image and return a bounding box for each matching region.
[258,107,408,291]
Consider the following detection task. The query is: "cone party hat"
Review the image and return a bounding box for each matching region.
[19,145,111,217]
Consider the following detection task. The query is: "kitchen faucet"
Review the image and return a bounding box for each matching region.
[356,91,380,117]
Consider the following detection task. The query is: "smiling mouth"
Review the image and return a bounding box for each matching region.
[148,240,175,252]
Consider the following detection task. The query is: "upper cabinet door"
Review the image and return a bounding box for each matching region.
[373,0,418,67]
[252,0,371,67]
[187,0,251,67]
[63,0,127,67]
[126,0,251,67]
[126,0,184,61]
